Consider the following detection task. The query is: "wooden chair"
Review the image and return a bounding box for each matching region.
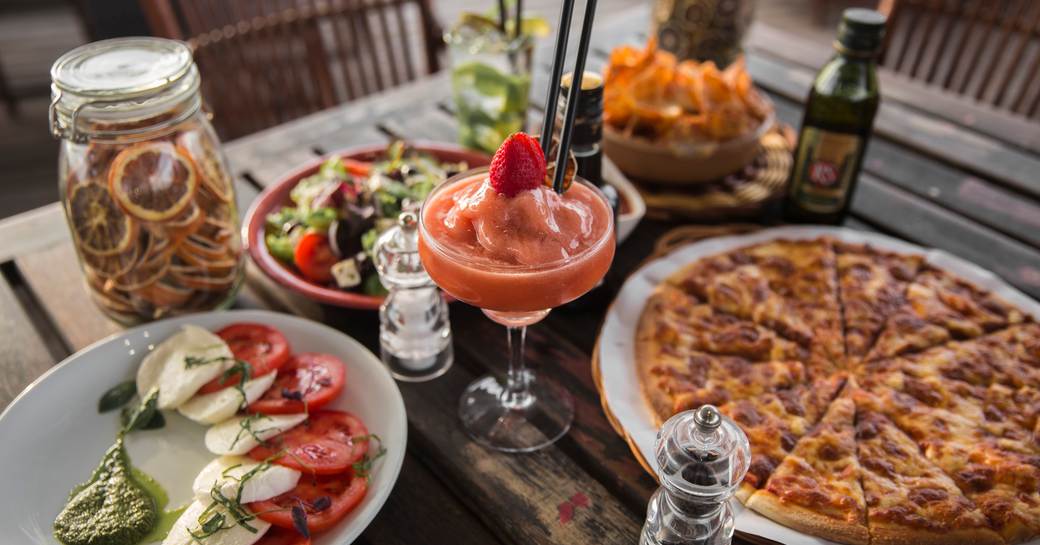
[877,0,1040,120]
[139,0,444,139]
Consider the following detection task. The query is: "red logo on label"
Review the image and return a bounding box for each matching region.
[808,161,839,188]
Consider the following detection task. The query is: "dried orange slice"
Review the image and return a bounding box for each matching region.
[170,264,239,291]
[81,241,139,278]
[177,131,233,203]
[133,279,194,308]
[108,141,198,222]
[68,183,136,256]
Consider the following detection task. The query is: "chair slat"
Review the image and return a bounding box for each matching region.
[140,0,444,138]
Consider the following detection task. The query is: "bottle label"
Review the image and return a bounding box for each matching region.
[790,127,862,213]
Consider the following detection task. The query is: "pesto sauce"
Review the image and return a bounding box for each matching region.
[53,438,157,545]
[131,469,188,544]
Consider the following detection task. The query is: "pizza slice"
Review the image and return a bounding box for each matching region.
[854,403,1003,545]
[834,242,923,363]
[640,284,808,362]
[866,266,1027,361]
[862,369,1038,445]
[669,239,842,376]
[746,396,869,545]
[854,385,1040,543]
[742,238,845,367]
[718,374,846,501]
[863,325,1040,390]
[637,343,806,424]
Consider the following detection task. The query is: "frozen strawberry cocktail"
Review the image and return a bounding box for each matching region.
[418,132,615,453]
[419,133,614,316]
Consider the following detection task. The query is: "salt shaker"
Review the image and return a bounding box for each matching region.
[640,405,750,545]
[374,212,453,381]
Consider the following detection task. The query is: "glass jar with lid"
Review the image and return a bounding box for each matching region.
[50,37,244,324]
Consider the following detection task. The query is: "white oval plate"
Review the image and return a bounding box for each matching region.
[0,309,406,545]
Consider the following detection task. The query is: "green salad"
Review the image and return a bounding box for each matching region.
[264,142,467,295]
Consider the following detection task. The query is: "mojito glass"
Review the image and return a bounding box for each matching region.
[446,22,533,154]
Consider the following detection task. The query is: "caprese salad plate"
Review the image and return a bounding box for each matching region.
[0,310,406,545]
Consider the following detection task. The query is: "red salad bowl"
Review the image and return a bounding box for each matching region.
[243,141,492,309]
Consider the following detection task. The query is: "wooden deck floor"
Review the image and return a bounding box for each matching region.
[0,0,848,219]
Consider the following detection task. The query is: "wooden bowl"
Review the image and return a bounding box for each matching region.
[244,142,491,310]
[603,109,775,185]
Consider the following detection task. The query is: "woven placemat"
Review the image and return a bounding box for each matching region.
[635,125,795,222]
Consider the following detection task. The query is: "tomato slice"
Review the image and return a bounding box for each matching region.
[249,410,369,475]
[248,353,346,415]
[341,158,372,177]
[198,323,292,394]
[255,527,311,545]
[248,470,367,534]
[294,233,337,284]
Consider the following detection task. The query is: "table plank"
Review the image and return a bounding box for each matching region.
[357,455,504,545]
[0,274,55,410]
[765,91,1040,250]
[744,50,1040,201]
[745,21,1040,155]
[0,202,66,263]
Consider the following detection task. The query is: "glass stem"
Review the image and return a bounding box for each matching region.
[503,326,533,409]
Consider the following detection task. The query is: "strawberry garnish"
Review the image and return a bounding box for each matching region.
[489,133,547,197]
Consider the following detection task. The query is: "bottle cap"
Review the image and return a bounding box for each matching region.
[836,8,886,55]
[557,71,603,147]
[374,212,430,290]
[655,404,750,502]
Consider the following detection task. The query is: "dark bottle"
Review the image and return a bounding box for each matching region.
[558,71,619,311]
[783,8,885,225]
[558,71,619,217]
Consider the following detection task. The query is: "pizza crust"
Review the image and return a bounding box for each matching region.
[745,490,869,545]
[635,293,673,427]
[869,522,1004,545]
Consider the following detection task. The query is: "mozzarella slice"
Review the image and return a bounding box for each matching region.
[205,413,308,455]
[178,373,277,425]
[137,325,235,410]
[192,455,301,504]
[162,499,270,545]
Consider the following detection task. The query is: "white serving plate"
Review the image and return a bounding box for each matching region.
[0,309,407,545]
[597,225,1040,545]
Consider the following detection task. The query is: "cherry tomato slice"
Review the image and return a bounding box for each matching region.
[341,158,372,177]
[249,410,369,475]
[198,323,292,394]
[248,470,367,534]
[247,353,346,415]
[294,232,337,284]
[255,527,311,545]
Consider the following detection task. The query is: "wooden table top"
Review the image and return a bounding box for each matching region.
[3,6,1040,545]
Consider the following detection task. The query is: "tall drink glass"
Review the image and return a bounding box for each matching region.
[418,167,615,452]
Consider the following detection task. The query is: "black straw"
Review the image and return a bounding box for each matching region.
[553,0,598,193]
[497,0,507,33]
[514,0,523,40]
[539,0,576,159]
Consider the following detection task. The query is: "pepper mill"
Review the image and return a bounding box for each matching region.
[373,211,453,382]
[640,405,750,545]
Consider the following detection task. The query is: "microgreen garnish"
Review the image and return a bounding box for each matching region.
[228,413,274,451]
[280,388,309,413]
[184,354,235,369]
[351,434,386,478]
[216,360,253,410]
[98,380,137,413]
[189,511,229,540]
[310,496,332,512]
[291,503,311,538]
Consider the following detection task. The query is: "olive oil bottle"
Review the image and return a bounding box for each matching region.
[783,9,885,224]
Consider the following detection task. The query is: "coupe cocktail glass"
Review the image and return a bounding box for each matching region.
[418,167,615,452]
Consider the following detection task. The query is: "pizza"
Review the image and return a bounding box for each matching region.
[634,235,1040,545]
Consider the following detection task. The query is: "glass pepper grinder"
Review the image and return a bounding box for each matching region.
[641,405,750,545]
[374,211,453,382]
